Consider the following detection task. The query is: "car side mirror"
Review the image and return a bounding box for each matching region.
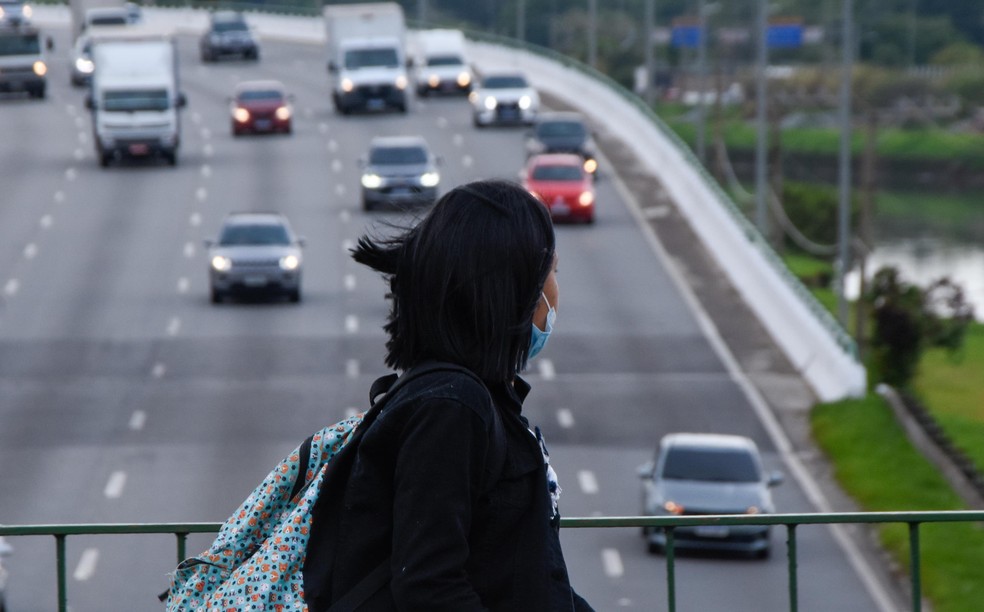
[435,155,444,166]
[636,462,655,480]
[203,239,214,248]
[84,93,95,110]
[288,93,296,103]
[177,92,187,108]
[327,61,337,73]
[46,36,54,51]
[296,237,306,247]
[767,470,784,487]
[357,157,366,168]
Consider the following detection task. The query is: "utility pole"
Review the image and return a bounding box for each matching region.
[417,0,427,26]
[837,0,854,326]
[754,0,769,236]
[644,0,656,106]
[695,0,707,164]
[587,0,597,68]
[517,0,526,42]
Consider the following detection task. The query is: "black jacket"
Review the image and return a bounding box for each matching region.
[303,368,592,612]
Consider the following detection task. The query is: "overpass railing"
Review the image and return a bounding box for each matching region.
[3,511,982,612]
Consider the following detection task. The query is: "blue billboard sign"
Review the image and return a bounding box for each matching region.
[671,25,702,49]
[768,23,803,49]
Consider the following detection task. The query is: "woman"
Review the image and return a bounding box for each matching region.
[303,179,592,611]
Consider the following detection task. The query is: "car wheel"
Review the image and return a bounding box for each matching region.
[99,151,112,168]
[646,540,663,555]
[362,197,374,212]
[165,151,178,167]
[289,289,301,303]
[472,115,483,128]
[210,287,223,304]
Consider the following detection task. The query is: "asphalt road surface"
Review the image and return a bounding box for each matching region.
[0,30,883,611]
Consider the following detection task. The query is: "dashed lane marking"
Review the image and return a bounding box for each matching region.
[331,159,342,173]
[152,362,166,379]
[65,168,77,181]
[577,470,599,494]
[129,410,147,431]
[189,213,202,227]
[54,191,65,203]
[201,164,212,178]
[166,317,181,336]
[462,155,474,168]
[601,548,624,578]
[346,359,360,378]
[339,209,351,223]
[40,214,53,228]
[335,184,346,197]
[436,116,448,129]
[195,187,207,202]
[183,242,195,258]
[4,279,19,297]
[341,239,354,253]
[345,315,359,333]
[537,359,555,380]
[74,548,99,581]
[104,471,127,499]
[557,408,574,428]
[177,277,189,294]
[452,134,464,147]
[23,243,37,259]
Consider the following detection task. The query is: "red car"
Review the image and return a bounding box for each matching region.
[523,153,595,223]
[231,80,293,136]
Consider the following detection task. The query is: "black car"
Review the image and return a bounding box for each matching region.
[525,112,599,178]
[200,11,259,62]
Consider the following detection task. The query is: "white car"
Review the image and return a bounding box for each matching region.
[69,33,94,86]
[469,72,539,127]
[0,537,11,612]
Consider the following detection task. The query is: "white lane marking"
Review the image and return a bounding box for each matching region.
[436,116,448,129]
[200,127,212,140]
[345,407,359,418]
[66,104,77,115]
[23,243,38,259]
[4,279,19,296]
[327,139,338,152]
[73,548,99,581]
[40,214,53,229]
[346,359,360,378]
[201,164,212,178]
[203,144,214,158]
[462,155,474,168]
[344,274,356,291]
[195,187,208,202]
[129,410,147,431]
[166,317,181,336]
[339,209,351,223]
[557,408,574,429]
[617,598,633,607]
[577,470,599,494]
[331,159,342,173]
[54,190,65,203]
[183,242,195,258]
[537,359,555,380]
[318,122,329,134]
[65,168,77,181]
[601,548,624,578]
[151,362,166,379]
[191,112,202,124]
[341,239,354,253]
[74,148,85,161]
[452,134,464,147]
[189,213,202,227]
[177,277,189,294]
[77,132,87,144]
[345,315,359,333]
[104,471,127,498]
[643,205,671,220]
[335,184,346,197]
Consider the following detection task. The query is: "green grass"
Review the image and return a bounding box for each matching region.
[812,396,984,612]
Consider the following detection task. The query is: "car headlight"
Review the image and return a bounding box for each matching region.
[518,95,532,110]
[662,501,685,515]
[427,74,439,87]
[279,254,300,271]
[578,191,595,206]
[23,4,32,17]
[395,75,407,90]
[468,91,478,104]
[457,72,471,87]
[361,173,382,189]
[0,7,5,18]
[483,96,497,110]
[211,255,232,272]
[420,171,439,188]
[75,57,95,74]
[275,106,291,121]
[341,78,354,93]
[583,158,598,174]
[232,107,250,123]
[32,61,46,76]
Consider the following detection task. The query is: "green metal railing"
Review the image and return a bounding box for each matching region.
[3,511,983,611]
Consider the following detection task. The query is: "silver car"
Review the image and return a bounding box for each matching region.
[205,213,304,303]
[469,72,539,127]
[638,433,783,559]
[360,136,441,211]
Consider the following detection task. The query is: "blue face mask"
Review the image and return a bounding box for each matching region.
[528,292,556,360]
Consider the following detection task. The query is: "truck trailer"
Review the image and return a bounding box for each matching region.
[323,2,408,114]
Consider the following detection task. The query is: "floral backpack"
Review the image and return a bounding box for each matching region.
[161,363,486,611]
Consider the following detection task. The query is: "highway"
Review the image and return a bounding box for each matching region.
[0,29,884,611]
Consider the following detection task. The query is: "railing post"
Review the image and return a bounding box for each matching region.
[55,533,68,612]
[176,531,189,565]
[909,522,921,612]
[665,527,676,612]
[786,524,798,612]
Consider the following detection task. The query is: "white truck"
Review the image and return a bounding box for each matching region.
[411,28,473,96]
[323,2,408,114]
[69,0,126,42]
[0,23,50,99]
[85,28,186,167]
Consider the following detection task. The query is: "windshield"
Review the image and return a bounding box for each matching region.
[426,54,463,67]
[661,448,761,483]
[483,75,527,89]
[89,15,126,26]
[531,164,582,181]
[370,146,427,165]
[238,90,283,102]
[0,33,40,56]
[537,121,586,139]
[219,224,290,246]
[102,89,169,112]
[345,48,398,69]
[212,20,248,33]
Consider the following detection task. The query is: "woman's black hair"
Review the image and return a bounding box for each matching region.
[351,179,555,382]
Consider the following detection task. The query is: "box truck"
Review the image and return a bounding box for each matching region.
[412,28,473,96]
[85,28,186,167]
[323,2,408,114]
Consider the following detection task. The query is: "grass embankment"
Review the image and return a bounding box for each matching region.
[786,249,984,612]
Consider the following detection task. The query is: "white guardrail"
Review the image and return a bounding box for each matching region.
[34,5,866,402]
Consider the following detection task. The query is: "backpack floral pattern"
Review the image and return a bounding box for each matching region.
[163,414,364,611]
